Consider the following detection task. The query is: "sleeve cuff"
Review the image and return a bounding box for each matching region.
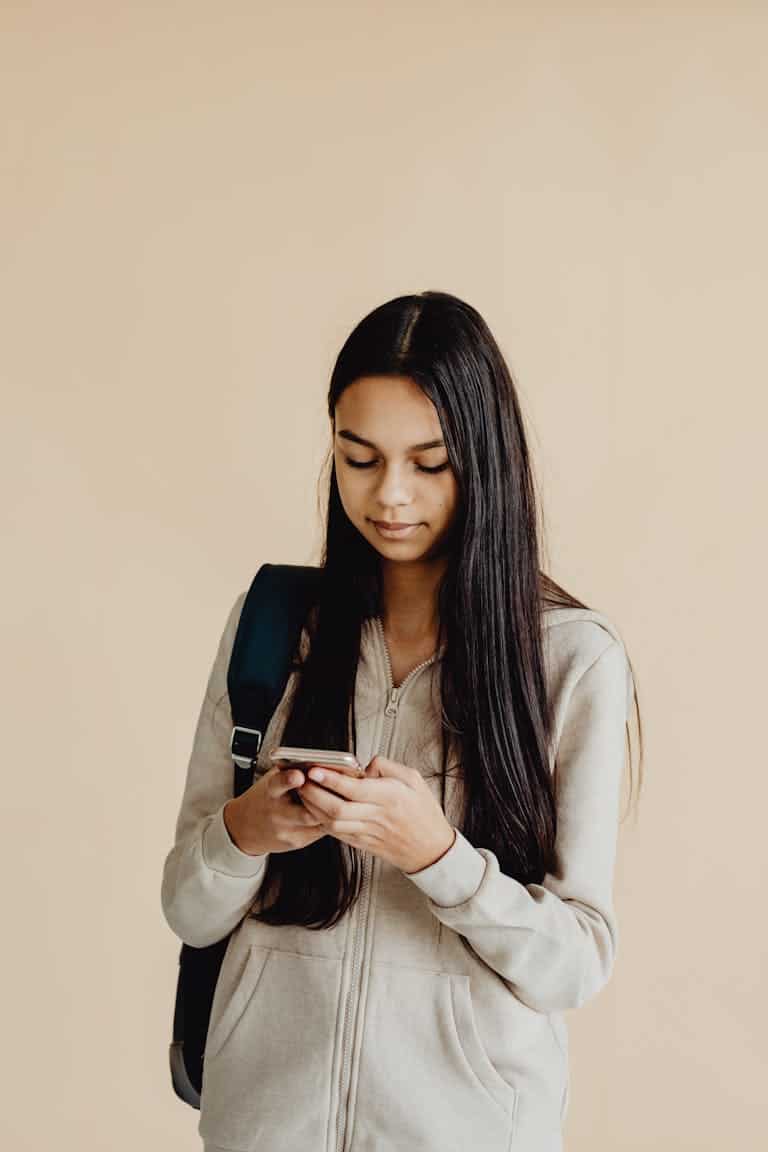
[403,827,487,907]
[201,804,270,879]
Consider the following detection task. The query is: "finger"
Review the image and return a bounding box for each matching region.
[297,795,327,822]
[270,766,305,796]
[301,788,379,829]
[299,801,370,847]
[304,767,376,800]
[299,780,342,816]
[314,818,370,844]
[297,806,325,827]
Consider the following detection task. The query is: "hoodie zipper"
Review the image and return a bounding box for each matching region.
[335,618,438,1152]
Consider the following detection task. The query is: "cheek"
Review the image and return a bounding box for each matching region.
[438,485,460,528]
[436,475,458,510]
[335,466,366,517]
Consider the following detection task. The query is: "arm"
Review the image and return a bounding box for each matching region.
[403,637,632,1013]
[160,590,270,949]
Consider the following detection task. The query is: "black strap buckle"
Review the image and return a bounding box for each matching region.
[230,725,263,770]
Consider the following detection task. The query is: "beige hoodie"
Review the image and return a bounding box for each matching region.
[161,586,635,1152]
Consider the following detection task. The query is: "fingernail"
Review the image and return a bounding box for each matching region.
[309,768,324,782]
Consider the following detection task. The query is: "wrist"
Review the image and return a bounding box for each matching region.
[405,824,456,874]
[223,798,265,857]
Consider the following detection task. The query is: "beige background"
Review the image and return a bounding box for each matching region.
[2,2,766,1148]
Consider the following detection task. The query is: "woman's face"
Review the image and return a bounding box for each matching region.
[333,374,459,563]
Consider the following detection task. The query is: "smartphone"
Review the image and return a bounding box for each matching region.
[269,746,365,778]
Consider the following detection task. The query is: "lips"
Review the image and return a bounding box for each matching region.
[371,520,421,538]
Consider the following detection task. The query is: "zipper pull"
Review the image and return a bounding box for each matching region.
[385,687,400,717]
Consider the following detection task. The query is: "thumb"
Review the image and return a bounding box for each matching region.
[269,765,305,795]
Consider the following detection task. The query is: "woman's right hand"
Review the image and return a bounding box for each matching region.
[223,766,327,856]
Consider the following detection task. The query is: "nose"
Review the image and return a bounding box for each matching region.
[374,461,413,512]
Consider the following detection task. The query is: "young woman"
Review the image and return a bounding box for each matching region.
[162,290,643,1152]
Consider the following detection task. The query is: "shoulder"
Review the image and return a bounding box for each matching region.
[542,605,634,719]
[214,582,314,685]
[543,604,626,667]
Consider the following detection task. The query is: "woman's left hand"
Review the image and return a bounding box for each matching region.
[297,755,457,874]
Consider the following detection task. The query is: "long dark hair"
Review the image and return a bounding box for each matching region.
[249,290,643,930]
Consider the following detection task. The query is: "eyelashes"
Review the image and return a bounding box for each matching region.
[343,458,450,475]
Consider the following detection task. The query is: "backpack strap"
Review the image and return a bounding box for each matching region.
[169,562,323,1111]
[227,562,323,797]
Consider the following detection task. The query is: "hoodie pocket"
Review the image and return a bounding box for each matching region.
[199,945,342,1152]
[204,943,270,1062]
[351,963,519,1152]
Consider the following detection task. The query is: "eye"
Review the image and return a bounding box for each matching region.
[343,457,450,474]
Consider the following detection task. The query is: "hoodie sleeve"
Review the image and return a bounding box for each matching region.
[160,589,270,949]
[403,636,633,1013]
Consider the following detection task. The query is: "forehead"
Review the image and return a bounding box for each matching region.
[334,375,442,441]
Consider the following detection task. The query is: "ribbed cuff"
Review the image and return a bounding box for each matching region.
[403,827,487,907]
[201,804,270,878]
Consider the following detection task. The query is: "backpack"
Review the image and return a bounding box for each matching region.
[169,562,323,1109]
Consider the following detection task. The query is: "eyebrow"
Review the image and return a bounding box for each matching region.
[336,430,445,452]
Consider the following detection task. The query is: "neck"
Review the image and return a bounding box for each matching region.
[379,557,446,644]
